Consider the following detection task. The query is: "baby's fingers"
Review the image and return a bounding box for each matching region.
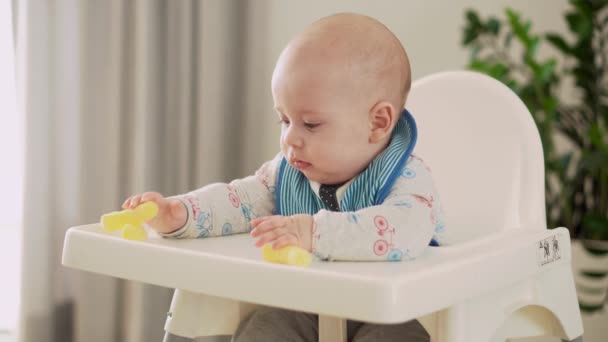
[122,195,142,209]
[254,227,287,247]
[250,217,286,237]
[271,234,298,249]
[250,215,280,227]
[141,192,163,203]
[121,192,163,209]
[121,197,131,209]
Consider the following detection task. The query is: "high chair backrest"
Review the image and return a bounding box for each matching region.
[407,71,546,244]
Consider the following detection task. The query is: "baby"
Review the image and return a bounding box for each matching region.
[124,13,444,342]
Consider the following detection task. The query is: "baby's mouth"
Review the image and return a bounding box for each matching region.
[291,159,311,170]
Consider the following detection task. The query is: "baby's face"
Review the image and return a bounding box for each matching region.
[272,65,378,185]
[271,14,411,185]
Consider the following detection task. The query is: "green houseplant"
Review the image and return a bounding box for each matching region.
[462,0,608,312]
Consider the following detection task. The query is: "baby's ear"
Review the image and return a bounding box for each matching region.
[368,101,396,143]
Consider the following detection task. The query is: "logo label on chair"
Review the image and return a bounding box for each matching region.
[537,235,561,266]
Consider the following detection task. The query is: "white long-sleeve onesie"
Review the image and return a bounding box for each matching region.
[164,153,446,261]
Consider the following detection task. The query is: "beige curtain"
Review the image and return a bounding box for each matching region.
[17,0,251,341]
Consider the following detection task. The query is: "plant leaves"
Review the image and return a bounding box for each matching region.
[469,44,482,59]
[465,9,482,28]
[546,33,572,55]
[526,36,541,60]
[558,152,574,175]
[463,10,483,45]
[582,214,608,240]
[588,123,608,151]
[542,95,558,113]
[487,18,501,35]
[539,59,557,84]
[461,3,608,240]
[506,8,531,45]
[504,32,513,48]
[566,12,592,37]
[580,149,608,173]
[462,27,478,45]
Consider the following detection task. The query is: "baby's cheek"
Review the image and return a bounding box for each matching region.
[326,141,348,159]
[279,141,288,155]
[312,142,334,161]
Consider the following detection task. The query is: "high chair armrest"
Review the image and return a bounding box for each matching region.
[62,224,571,324]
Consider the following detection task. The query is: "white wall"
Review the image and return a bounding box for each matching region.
[240,0,571,173]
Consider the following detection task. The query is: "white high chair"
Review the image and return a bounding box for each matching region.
[62,71,584,341]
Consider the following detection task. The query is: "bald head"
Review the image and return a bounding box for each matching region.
[272,13,411,111]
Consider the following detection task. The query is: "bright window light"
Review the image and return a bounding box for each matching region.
[0,0,22,332]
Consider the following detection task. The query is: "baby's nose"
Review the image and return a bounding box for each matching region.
[283,126,304,148]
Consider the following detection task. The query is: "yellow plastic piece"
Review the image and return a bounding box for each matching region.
[262,244,312,267]
[122,224,147,241]
[101,202,158,240]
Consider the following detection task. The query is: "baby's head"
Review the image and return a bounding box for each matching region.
[272,13,411,185]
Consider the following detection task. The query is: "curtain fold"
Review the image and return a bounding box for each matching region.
[17,1,247,341]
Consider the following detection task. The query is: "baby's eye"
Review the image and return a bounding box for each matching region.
[304,123,320,130]
[277,118,290,126]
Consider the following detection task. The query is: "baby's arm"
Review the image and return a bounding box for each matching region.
[312,157,446,261]
[162,154,281,239]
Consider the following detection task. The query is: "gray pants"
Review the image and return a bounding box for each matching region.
[232,307,430,342]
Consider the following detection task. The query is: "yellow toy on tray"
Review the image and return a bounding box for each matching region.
[101,201,159,241]
[262,244,312,267]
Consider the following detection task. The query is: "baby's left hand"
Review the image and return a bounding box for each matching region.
[250,214,313,252]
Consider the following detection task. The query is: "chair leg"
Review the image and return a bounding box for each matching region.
[163,332,194,342]
[165,290,258,338]
[318,315,347,342]
[437,264,584,342]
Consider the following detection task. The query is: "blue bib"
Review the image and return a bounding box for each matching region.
[276,109,417,215]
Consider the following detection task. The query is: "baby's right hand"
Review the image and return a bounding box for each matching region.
[122,192,187,234]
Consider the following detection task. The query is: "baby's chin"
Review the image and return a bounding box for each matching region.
[304,170,350,186]
[299,169,325,183]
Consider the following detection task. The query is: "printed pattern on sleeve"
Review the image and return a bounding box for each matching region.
[311,155,445,261]
[162,154,282,239]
